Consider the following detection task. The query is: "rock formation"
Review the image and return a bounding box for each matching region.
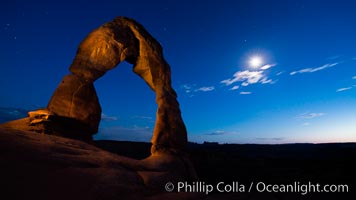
[2,17,188,155]
[0,127,202,200]
[0,17,198,197]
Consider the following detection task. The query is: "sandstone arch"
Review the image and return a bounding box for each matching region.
[46,17,187,154]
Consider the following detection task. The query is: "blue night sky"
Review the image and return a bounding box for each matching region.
[1,0,355,144]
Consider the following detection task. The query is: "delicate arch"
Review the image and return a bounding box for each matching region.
[47,17,187,154]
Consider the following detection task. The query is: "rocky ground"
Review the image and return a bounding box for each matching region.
[0,127,200,200]
[1,127,355,200]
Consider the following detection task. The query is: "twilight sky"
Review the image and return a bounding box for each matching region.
[1,0,355,144]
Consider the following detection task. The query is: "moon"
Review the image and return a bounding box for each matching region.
[249,56,263,68]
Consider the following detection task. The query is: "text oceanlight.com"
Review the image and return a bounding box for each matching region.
[165,181,349,195]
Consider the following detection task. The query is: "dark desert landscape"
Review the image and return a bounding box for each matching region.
[1,126,355,199]
[1,1,356,200]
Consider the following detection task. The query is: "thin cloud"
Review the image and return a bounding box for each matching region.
[336,87,352,92]
[240,91,252,95]
[352,76,356,79]
[195,86,215,92]
[221,70,264,86]
[181,84,214,94]
[0,107,28,123]
[221,62,276,88]
[276,71,284,76]
[298,112,325,119]
[229,85,239,90]
[290,62,338,75]
[181,84,193,93]
[181,84,192,90]
[261,77,274,84]
[205,130,226,136]
[260,63,276,70]
[241,82,249,86]
[302,122,310,126]
[205,130,238,136]
[101,113,118,121]
[255,137,285,141]
[0,107,28,117]
[326,55,340,60]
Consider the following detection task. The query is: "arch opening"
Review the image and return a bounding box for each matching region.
[94,61,156,143]
[46,17,188,154]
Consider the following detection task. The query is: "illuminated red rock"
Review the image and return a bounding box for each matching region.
[0,17,198,197]
[53,17,187,154]
[2,17,188,154]
[47,74,101,134]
